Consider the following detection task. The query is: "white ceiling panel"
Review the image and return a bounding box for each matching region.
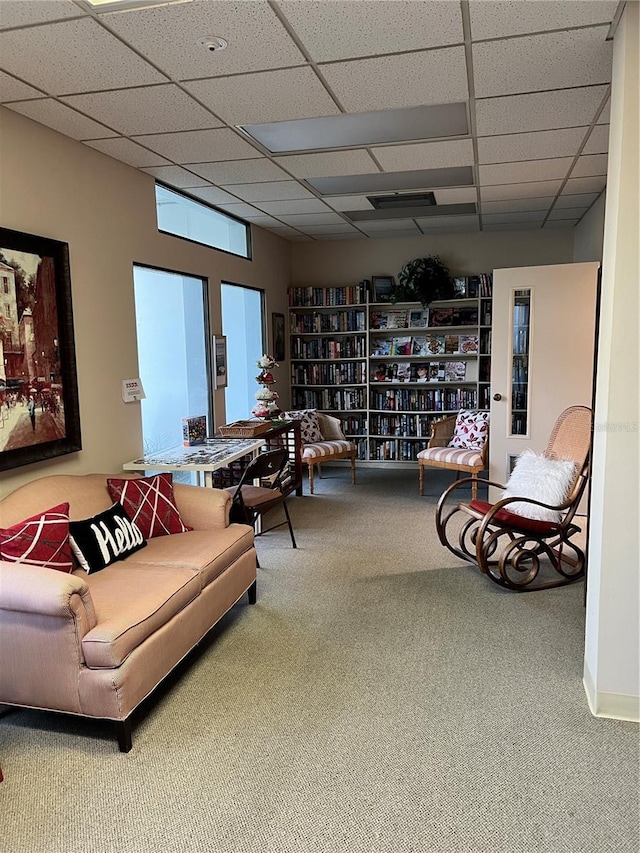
[582,124,610,155]
[475,86,609,137]
[103,1,305,79]
[267,226,312,239]
[186,159,290,185]
[473,27,613,98]
[320,47,468,113]
[217,204,276,219]
[373,139,474,172]
[278,0,463,61]
[0,18,166,95]
[185,186,242,206]
[299,224,361,235]
[253,199,330,215]
[478,127,587,165]
[562,176,607,195]
[134,128,259,163]
[225,183,317,204]
[185,67,339,125]
[310,232,368,240]
[481,180,563,201]
[544,219,579,228]
[62,85,222,136]
[141,166,210,188]
[598,99,611,124]
[548,207,589,220]
[322,196,376,211]
[0,0,81,29]
[419,221,480,233]
[0,71,43,102]
[481,197,555,214]
[483,222,543,232]
[415,215,480,229]
[275,212,346,226]
[7,99,118,140]
[358,219,422,233]
[480,158,573,185]
[274,150,378,178]
[469,0,618,40]
[570,154,609,177]
[554,192,599,209]
[482,211,546,224]
[433,187,478,205]
[84,137,170,168]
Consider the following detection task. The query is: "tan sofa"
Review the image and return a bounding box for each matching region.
[0,473,257,752]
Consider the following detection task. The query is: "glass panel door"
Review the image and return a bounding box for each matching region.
[511,289,530,436]
[221,283,264,423]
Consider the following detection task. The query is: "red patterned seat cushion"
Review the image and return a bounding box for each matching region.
[106,474,191,539]
[449,410,489,451]
[468,500,562,535]
[0,502,73,573]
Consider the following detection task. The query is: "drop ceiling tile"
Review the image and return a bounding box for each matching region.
[475,86,609,137]
[186,159,290,185]
[0,18,166,95]
[415,215,480,230]
[322,196,376,212]
[562,176,607,194]
[185,68,339,125]
[570,154,608,177]
[267,226,312,240]
[314,232,368,241]
[481,180,563,201]
[274,150,378,179]
[481,197,555,214]
[279,0,463,62]
[225,183,316,204]
[544,220,579,228]
[300,224,361,235]
[185,186,241,206]
[582,124,609,155]
[7,99,118,140]
[319,47,468,113]
[243,215,285,227]
[84,138,171,168]
[482,211,546,224]
[478,127,586,165]
[277,212,346,227]
[420,221,480,233]
[62,85,222,136]
[554,192,599,209]
[480,158,573,185]
[548,208,588,220]
[141,166,211,188]
[483,222,542,232]
[134,128,259,164]
[374,139,474,172]
[253,199,329,215]
[598,99,611,124]
[433,187,478,204]
[215,202,273,219]
[358,219,422,233]
[0,71,43,102]
[0,0,81,29]
[473,28,612,98]
[469,0,618,39]
[103,1,305,79]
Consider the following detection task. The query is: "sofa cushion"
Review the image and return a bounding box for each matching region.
[301,440,355,460]
[106,473,191,539]
[70,502,147,574]
[123,525,255,590]
[81,563,201,668]
[0,502,73,573]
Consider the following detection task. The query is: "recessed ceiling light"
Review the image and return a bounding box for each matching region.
[81,0,192,12]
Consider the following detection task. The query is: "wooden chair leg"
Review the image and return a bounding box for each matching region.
[419,463,424,496]
[317,462,323,479]
[308,462,315,494]
[471,475,478,500]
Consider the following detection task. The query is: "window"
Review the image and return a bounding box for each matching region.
[3,277,8,293]
[155,184,250,259]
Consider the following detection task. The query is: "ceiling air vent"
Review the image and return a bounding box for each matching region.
[368,192,436,210]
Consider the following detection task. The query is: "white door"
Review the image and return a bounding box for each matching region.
[489,262,599,497]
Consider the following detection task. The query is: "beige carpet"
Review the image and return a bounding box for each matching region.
[1,467,637,853]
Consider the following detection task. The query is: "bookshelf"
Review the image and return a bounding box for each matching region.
[288,275,492,464]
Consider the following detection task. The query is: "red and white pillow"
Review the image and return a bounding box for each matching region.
[285,409,323,444]
[106,473,191,539]
[0,502,73,573]
[448,410,490,452]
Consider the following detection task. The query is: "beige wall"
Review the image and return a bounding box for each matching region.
[291,228,575,285]
[0,107,292,498]
[573,193,606,262]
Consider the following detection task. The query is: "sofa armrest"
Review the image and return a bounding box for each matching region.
[0,561,96,624]
[172,483,231,530]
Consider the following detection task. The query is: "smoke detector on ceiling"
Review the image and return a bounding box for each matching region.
[196,35,228,52]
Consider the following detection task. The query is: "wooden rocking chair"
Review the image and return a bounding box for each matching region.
[435,406,592,592]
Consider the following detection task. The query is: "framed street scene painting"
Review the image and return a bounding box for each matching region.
[272,312,285,362]
[0,228,81,471]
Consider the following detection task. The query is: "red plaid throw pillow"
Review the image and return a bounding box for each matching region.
[106,474,191,539]
[0,502,73,573]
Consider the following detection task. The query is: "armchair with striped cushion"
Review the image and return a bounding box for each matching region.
[418,410,489,499]
[287,410,357,495]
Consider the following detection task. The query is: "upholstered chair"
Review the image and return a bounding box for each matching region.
[287,410,357,494]
[418,410,489,499]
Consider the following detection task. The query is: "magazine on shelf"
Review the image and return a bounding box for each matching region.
[370,311,388,329]
[459,335,479,354]
[445,361,467,381]
[444,335,459,353]
[410,363,431,382]
[371,338,393,356]
[390,336,412,355]
[409,309,429,328]
[396,363,411,382]
[386,310,409,329]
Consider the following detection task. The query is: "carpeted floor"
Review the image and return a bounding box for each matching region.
[1,467,638,853]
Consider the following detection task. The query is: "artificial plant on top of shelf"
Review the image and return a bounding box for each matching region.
[391,256,455,307]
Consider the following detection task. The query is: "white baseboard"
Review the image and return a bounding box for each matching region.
[583,661,640,722]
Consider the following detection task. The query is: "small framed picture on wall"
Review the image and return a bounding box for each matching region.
[372,276,395,303]
[212,335,228,389]
[272,312,285,362]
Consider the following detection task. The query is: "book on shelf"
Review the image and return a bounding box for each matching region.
[182,415,207,446]
[449,273,493,299]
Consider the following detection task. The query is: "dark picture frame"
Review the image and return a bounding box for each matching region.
[371,276,395,303]
[272,312,285,362]
[0,227,81,472]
